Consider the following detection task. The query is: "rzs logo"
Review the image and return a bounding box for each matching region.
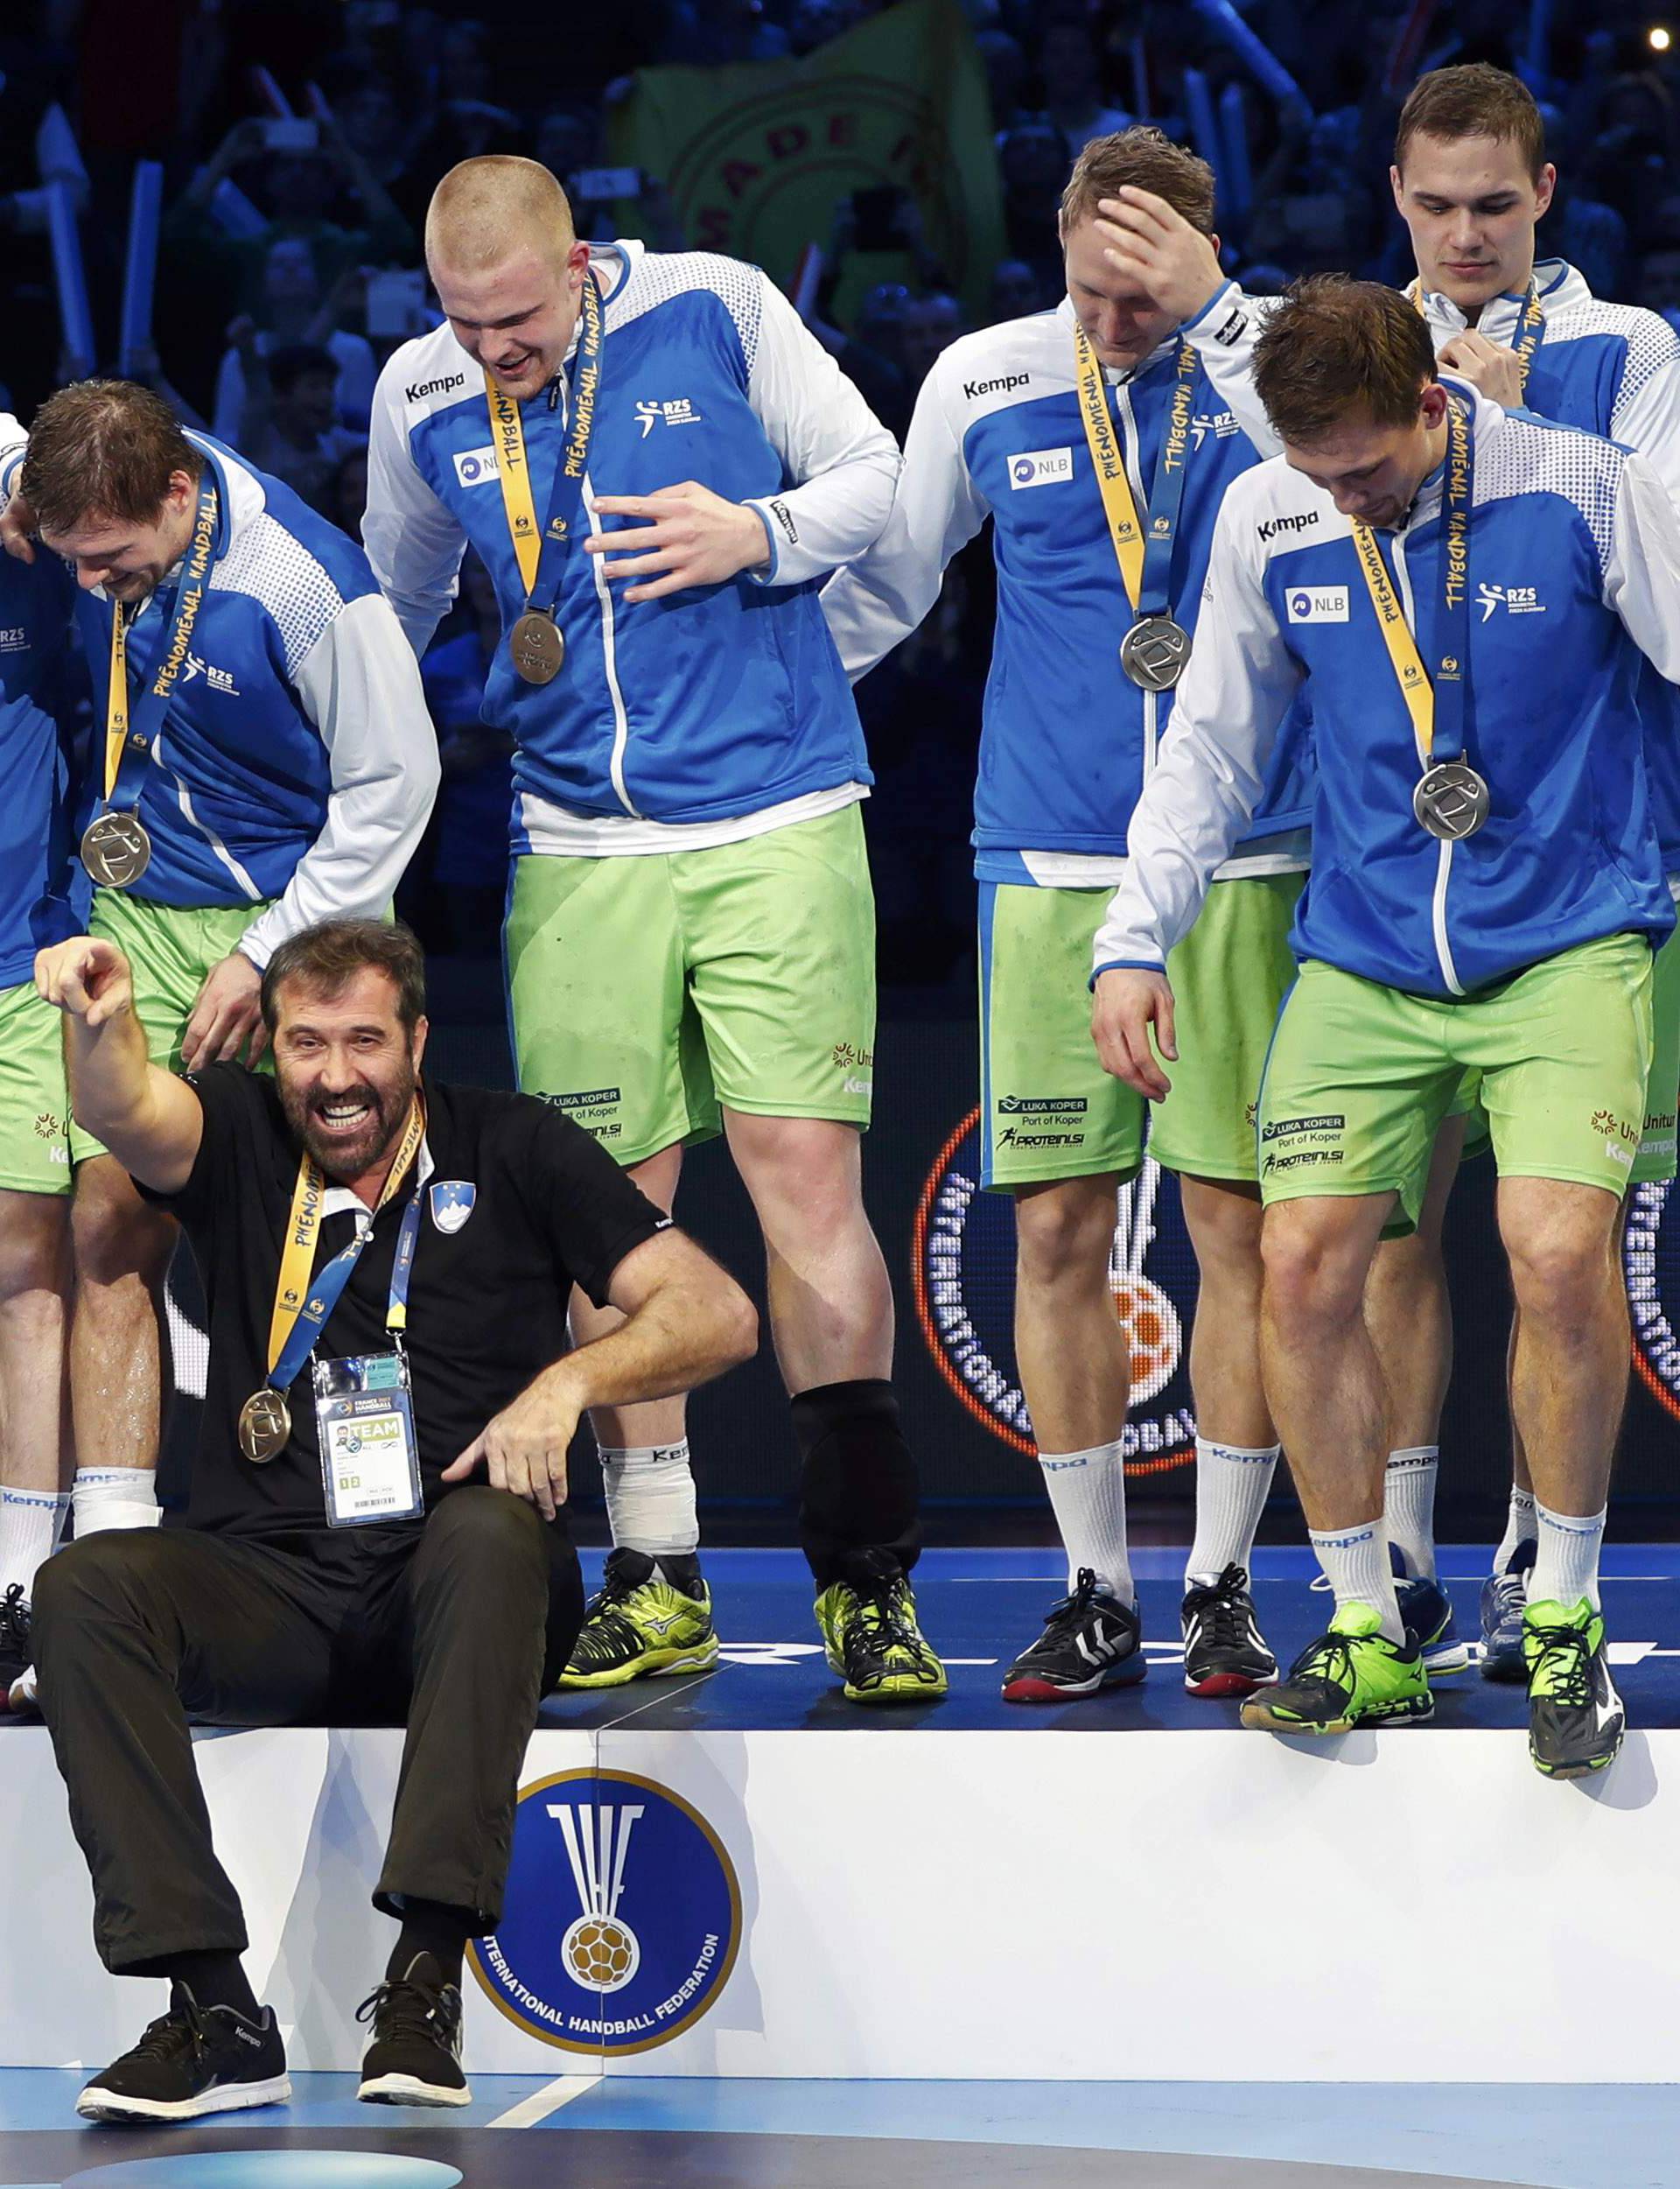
[406,372,466,403]
[0,626,25,652]
[179,653,239,695]
[635,397,703,437]
[1286,587,1349,623]
[453,445,500,487]
[1010,447,1074,490]
[469,1770,741,2055]
[1257,512,1320,542]
[914,1115,1198,1469]
[1189,410,1240,447]
[1478,581,1547,620]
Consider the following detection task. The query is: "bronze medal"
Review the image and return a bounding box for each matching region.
[238,1387,292,1465]
[80,810,153,889]
[1413,761,1490,842]
[1119,614,1192,691]
[510,609,565,685]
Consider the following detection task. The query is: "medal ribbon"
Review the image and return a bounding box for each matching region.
[1348,394,1474,766]
[102,471,221,814]
[1072,328,1199,615]
[263,1098,426,1394]
[1408,276,1546,398]
[486,270,605,614]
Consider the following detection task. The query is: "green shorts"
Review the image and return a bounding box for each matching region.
[504,804,877,1166]
[978,872,1303,1189]
[1633,906,1680,1184]
[1257,933,1655,1234]
[0,979,72,1196]
[70,889,274,1165]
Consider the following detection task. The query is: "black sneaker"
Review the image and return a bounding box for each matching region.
[1000,1568,1144,1702]
[556,1547,719,1689]
[357,1953,471,2107]
[0,1583,33,1712]
[815,1549,948,1702]
[1523,1597,1625,1779]
[1181,1564,1278,1697]
[77,1987,290,2122]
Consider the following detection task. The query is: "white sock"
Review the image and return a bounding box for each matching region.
[600,1441,699,1559]
[1528,1499,1606,1612]
[72,1467,162,1537]
[0,1488,71,1597]
[1186,1436,1279,1587]
[1308,1519,1402,1642]
[1039,1439,1132,1605]
[1382,1446,1438,1581]
[1493,1485,1537,1574]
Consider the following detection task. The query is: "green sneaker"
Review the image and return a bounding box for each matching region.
[1523,1597,1624,1779]
[556,1548,719,1690]
[1240,1603,1432,1734]
[815,1550,948,1704]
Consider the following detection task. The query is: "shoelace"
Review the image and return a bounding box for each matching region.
[1040,1568,1102,1640]
[1184,1568,1249,1647]
[0,1584,29,1652]
[127,2000,212,2069]
[1525,1624,1593,1708]
[571,1557,661,1665]
[1290,1631,1360,1694]
[850,1576,928,1667]
[356,1975,452,2048]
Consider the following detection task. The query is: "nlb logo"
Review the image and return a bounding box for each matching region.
[913,1110,1198,1469]
[1286,586,1348,623]
[469,1769,741,2055]
[1009,446,1073,490]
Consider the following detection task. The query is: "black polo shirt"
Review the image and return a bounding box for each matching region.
[143,1064,668,1570]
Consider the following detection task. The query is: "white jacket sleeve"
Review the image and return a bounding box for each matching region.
[1179,280,1283,458]
[236,593,441,970]
[0,416,26,503]
[1610,327,1680,509]
[363,360,469,658]
[820,360,989,681]
[1090,496,1303,977]
[1605,454,1680,684]
[742,273,902,589]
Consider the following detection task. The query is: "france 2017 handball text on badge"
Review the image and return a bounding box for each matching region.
[913,1109,1201,1470]
[469,1770,741,2055]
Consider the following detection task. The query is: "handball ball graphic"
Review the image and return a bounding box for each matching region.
[563,1913,641,1993]
[1109,1270,1182,1405]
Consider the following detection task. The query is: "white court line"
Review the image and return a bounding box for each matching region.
[490,2071,603,2127]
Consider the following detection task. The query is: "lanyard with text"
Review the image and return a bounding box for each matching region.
[1348,393,1485,840]
[237,1100,426,1463]
[485,270,605,684]
[1409,277,1546,396]
[1072,326,1200,690]
[81,473,221,889]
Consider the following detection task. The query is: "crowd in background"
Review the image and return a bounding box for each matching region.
[5,0,1680,984]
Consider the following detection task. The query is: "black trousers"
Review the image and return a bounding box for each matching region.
[31,1487,584,1975]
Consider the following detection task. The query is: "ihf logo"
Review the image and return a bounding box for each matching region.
[914,1110,1199,1470]
[469,1770,741,2054]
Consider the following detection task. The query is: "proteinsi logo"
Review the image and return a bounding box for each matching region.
[913,1109,1199,1471]
[469,1769,741,2055]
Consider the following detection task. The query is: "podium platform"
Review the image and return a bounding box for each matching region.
[4,1547,1678,2088]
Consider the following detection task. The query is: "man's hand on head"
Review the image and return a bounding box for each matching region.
[0,488,38,565]
[35,936,134,1027]
[1092,187,1226,328]
[586,481,771,603]
[1090,966,1178,1099]
[1436,330,1526,410]
[180,951,267,1072]
[442,1367,584,1521]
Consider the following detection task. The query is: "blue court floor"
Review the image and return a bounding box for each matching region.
[0,2072,1674,2186]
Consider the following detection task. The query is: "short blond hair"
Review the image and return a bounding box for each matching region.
[1060,126,1216,235]
[424,155,576,274]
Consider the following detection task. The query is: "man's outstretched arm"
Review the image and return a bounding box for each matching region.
[35,937,205,1191]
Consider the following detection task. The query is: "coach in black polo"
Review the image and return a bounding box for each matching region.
[31,916,756,2127]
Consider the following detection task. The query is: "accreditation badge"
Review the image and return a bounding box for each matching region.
[312,1349,424,1528]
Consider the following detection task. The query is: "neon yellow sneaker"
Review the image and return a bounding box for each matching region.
[1240,1602,1432,1734]
[1523,1598,1624,1779]
[815,1551,948,1704]
[556,1549,719,1689]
